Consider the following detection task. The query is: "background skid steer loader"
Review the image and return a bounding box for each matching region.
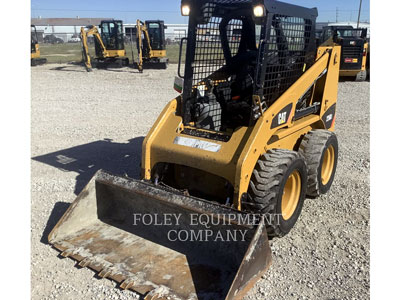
[49,0,341,299]
[320,25,369,81]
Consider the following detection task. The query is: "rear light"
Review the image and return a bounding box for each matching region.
[363,48,367,57]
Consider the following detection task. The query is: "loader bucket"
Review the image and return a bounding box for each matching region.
[49,170,272,300]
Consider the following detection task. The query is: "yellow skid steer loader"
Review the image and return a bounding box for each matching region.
[49,0,341,299]
[320,25,369,81]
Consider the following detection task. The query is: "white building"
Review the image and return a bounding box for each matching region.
[165,24,188,41]
[123,23,188,42]
[32,17,369,42]
[32,18,188,43]
[31,18,113,42]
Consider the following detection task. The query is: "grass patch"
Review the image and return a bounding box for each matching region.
[166,44,186,64]
[38,43,185,64]
[39,43,87,64]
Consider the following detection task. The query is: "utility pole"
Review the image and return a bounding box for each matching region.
[357,0,363,28]
[336,7,339,23]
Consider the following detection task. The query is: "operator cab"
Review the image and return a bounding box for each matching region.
[179,0,317,135]
[320,26,367,44]
[31,25,38,53]
[321,25,368,72]
[97,20,125,54]
[144,20,166,51]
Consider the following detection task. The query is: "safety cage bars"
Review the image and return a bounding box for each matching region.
[181,0,317,129]
[259,14,315,107]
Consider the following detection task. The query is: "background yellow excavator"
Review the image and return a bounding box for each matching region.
[80,20,129,72]
[31,25,47,66]
[134,19,168,72]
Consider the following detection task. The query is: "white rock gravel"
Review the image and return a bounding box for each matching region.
[31,63,369,300]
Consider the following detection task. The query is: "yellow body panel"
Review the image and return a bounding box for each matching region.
[339,69,361,77]
[142,45,341,210]
[150,50,167,58]
[141,97,248,185]
[105,49,126,57]
[31,44,40,59]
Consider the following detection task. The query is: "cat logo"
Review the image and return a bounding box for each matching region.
[271,103,293,129]
[278,112,287,125]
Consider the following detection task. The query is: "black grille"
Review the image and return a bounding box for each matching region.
[342,46,362,57]
[192,17,243,86]
[182,128,231,142]
[262,15,314,106]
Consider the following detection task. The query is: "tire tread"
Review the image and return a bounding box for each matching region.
[299,129,336,196]
[247,149,304,237]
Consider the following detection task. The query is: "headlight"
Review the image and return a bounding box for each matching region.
[253,5,265,17]
[181,5,190,16]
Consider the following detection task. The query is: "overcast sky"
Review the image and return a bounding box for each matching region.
[31,0,370,24]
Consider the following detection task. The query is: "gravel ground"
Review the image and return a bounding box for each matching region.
[31,63,370,300]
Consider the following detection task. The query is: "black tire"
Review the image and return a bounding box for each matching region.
[355,70,367,82]
[93,58,101,69]
[299,130,338,197]
[246,149,308,238]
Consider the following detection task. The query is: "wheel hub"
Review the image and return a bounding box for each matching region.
[321,145,335,185]
[281,170,301,220]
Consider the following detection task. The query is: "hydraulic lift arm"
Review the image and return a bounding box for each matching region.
[136,19,155,73]
[80,26,107,72]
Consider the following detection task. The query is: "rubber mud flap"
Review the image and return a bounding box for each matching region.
[49,170,272,300]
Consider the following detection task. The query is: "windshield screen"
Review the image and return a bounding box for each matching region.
[147,23,162,50]
[336,29,364,38]
[31,26,38,44]
[100,21,124,50]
